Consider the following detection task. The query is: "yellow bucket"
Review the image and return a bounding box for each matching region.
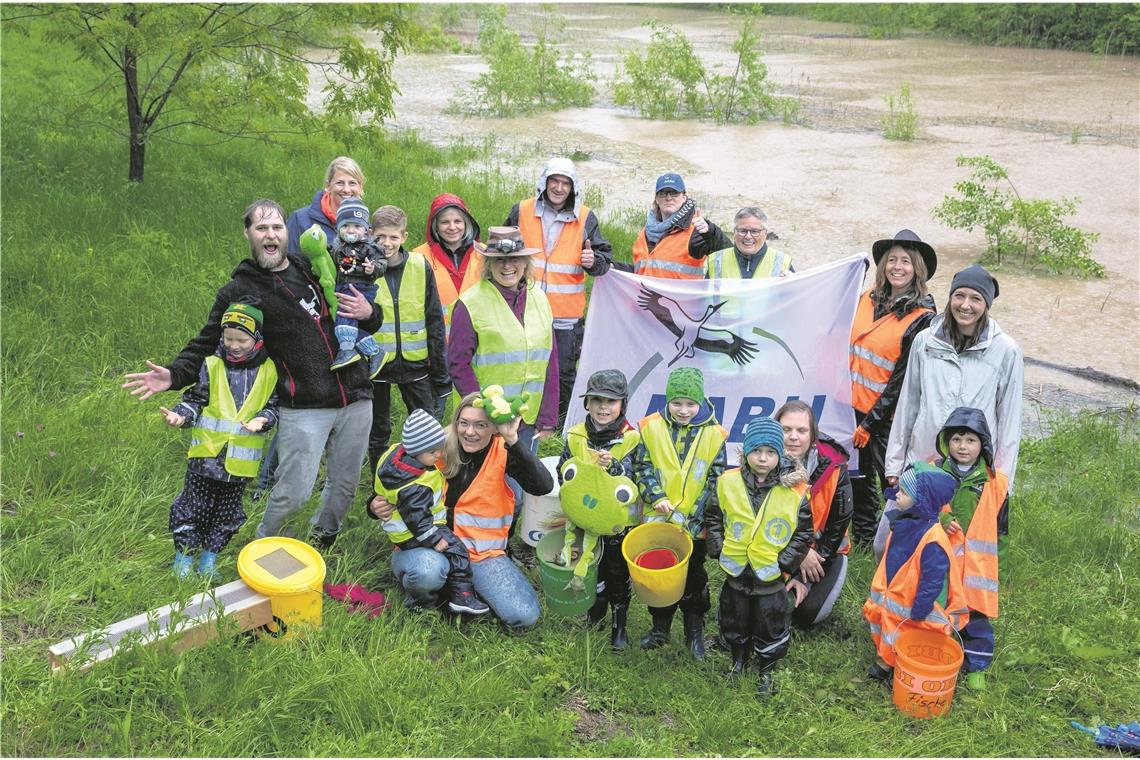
[621,522,693,607]
[237,537,326,639]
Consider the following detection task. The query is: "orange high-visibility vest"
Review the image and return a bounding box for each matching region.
[632,216,706,280]
[945,468,1007,619]
[517,197,589,320]
[450,438,515,563]
[412,243,483,332]
[863,524,969,667]
[808,463,850,557]
[848,290,933,414]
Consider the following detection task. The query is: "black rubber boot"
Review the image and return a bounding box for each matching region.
[610,604,629,651]
[683,612,706,660]
[586,597,608,629]
[640,607,673,650]
[729,643,749,677]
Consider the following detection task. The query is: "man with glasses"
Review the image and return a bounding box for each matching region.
[630,172,730,280]
[706,207,794,280]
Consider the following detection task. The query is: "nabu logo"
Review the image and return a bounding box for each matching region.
[764,517,791,544]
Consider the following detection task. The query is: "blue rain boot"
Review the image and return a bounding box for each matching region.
[355,334,386,380]
[173,551,194,578]
[330,326,361,371]
[197,551,220,580]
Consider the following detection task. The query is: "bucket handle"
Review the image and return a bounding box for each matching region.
[890,617,964,653]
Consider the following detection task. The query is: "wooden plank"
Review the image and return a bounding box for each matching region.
[49,580,273,673]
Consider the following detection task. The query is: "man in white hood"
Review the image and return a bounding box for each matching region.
[506,157,614,426]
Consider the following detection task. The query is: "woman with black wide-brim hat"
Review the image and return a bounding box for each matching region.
[847,229,938,547]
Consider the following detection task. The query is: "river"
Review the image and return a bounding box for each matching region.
[378,5,1140,420]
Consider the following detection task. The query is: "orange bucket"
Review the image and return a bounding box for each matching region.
[892,626,963,719]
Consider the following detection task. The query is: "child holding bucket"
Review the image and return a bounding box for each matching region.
[631,366,727,659]
[370,409,490,616]
[704,416,813,697]
[556,369,640,649]
[863,463,969,682]
[931,406,1009,691]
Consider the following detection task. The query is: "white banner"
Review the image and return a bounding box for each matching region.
[566,254,870,455]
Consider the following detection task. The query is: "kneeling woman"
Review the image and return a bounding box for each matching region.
[776,401,854,629]
[369,394,554,629]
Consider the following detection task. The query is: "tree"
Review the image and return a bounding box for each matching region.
[2,4,412,182]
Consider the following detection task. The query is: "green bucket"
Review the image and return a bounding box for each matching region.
[536,528,601,616]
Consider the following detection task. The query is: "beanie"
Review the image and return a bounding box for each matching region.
[949,264,999,307]
[898,465,920,501]
[402,409,446,457]
[336,197,370,233]
[743,416,784,458]
[220,301,264,338]
[665,366,704,404]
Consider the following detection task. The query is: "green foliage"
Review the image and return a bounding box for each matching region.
[449,5,596,117]
[403,4,470,53]
[881,82,919,141]
[611,16,799,125]
[932,155,1105,278]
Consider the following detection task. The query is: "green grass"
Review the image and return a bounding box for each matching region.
[4,19,1140,758]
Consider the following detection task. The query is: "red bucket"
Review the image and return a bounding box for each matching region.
[635,548,679,570]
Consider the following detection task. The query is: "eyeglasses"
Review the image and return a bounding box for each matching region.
[655,189,682,199]
[734,228,767,238]
[486,238,524,254]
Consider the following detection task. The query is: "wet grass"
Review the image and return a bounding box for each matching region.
[4,19,1140,758]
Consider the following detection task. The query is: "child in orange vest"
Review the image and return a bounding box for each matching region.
[932,406,1009,691]
[864,463,964,681]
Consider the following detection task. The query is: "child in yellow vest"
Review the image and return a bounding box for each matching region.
[370,409,489,616]
[160,302,278,579]
[932,406,1009,691]
[631,366,727,659]
[704,416,813,697]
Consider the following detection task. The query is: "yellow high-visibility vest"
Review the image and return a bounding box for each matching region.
[187,356,277,478]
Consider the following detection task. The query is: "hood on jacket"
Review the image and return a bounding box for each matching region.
[874,290,937,320]
[936,406,994,468]
[425,193,480,254]
[663,396,717,428]
[929,311,1005,352]
[536,157,581,217]
[901,462,958,522]
[778,455,809,489]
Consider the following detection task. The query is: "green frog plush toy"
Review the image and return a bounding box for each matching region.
[556,455,640,592]
[299,224,339,313]
[472,385,531,425]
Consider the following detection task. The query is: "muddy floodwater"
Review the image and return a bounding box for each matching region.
[381,5,1139,416]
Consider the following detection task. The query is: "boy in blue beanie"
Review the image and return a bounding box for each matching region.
[705,416,813,696]
[329,197,387,377]
[863,462,968,681]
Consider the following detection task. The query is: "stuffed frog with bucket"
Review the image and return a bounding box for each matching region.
[554,456,640,592]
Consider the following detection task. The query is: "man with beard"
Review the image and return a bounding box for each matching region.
[124,199,382,551]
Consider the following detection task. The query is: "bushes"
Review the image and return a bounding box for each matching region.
[881,82,919,141]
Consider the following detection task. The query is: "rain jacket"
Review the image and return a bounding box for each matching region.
[286,190,335,256]
[800,434,853,566]
[886,314,1024,486]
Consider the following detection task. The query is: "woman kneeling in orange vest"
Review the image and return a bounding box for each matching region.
[368,393,554,628]
[864,463,968,681]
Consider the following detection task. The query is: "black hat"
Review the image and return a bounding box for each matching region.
[872,229,938,280]
[580,369,629,406]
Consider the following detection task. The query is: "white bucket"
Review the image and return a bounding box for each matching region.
[520,456,563,547]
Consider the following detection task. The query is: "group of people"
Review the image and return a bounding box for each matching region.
[122,153,1023,697]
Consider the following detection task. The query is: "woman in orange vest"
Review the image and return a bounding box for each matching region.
[413,193,483,329]
[930,406,1009,691]
[627,172,730,280]
[775,401,854,630]
[368,393,554,629]
[848,229,937,547]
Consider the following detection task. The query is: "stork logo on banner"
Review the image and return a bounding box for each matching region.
[637,285,759,367]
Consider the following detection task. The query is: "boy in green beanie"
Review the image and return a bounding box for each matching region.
[631,365,728,659]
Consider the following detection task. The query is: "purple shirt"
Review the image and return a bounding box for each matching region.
[447,279,560,430]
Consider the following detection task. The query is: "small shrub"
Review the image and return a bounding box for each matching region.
[1070,125,1082,144]
[932,154,1104,277]
[882,82,919,141]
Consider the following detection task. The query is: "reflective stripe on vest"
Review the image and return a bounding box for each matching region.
[947,468,1007,618]
[451,439,515,562]
[373,443,447,545]
[706,246,791,279]
[862,523,969,667]
[459,280,553,425]
[187,356,277,478]
[518,198,589,319]
[848,290,933,413]
[372,253,429,361]
[637,412,727,519]
[716,468,808,581]
[632,220,706,280]
[412,244,483,336]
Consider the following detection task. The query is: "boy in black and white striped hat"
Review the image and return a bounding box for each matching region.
[369,409,490,615]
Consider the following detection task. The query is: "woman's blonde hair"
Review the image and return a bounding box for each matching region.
[871,244,929,302]
[440,392,490,479]
[324,156,365,197]
[481,254,534,285]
